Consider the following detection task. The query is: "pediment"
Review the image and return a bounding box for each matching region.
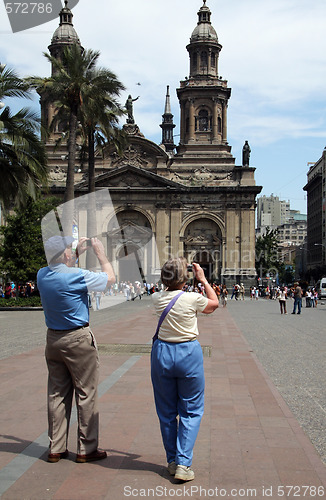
[101,135,169,171]
[76,165,184,190]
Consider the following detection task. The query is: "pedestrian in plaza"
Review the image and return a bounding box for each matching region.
[277,286,287,314]
[221,284,228,307]
[4,283,12,299]
[291,282,303,315]
[151,257,219,482]
[305,289,312,308]
[37,235,115,464]
[230,284,236,299]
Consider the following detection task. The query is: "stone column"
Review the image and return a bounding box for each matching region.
[212,98,219,143]
[180,100,185,144]
[223,208,241,287]
[208,48,212,74]
[156,208,169,265]
[170,208,182,258]
[239,204,257,285]
[222,102,227,143]
[189,99,195,143]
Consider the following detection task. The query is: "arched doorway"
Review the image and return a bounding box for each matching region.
[116,243,143,283]
[183,218,222,281]
[107,210,154,283]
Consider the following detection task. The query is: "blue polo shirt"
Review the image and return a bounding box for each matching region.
[37,263,108,330]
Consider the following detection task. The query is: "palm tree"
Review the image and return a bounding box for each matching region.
[0,64,47,211]
[29,44,126,202]
[80,68,126,269]
[80,67,126,193]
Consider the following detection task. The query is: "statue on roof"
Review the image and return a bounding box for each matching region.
[125,94,139,124]
[242,140,251,166]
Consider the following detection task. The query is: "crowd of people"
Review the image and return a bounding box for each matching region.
[99,280,231,308]
[0,282,37,299]
[74,278,323,316]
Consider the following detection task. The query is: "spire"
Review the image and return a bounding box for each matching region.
[160,86,175,153]
[164,85,172,115]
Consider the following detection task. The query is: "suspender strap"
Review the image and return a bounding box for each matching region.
[152,291,184,344]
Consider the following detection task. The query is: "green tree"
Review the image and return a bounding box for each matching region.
[0,63,47,211]
[80,67,126,193]
[255,227,284,281]
[29,45,126,201]
[0,197,59,286]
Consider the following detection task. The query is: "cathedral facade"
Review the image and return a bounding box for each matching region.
[42,1,262,288]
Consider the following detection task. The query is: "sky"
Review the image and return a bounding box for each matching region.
[2,0,326,215]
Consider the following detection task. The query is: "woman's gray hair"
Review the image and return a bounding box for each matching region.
[161,257,188,289]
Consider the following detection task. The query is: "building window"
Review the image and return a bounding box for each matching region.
[201,51,208,69]
[195,109,211,132]
[192,52,197,72]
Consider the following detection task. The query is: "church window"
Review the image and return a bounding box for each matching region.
[200,51,207,69]
[211,53,216,68]
[196,109,211,132]
[192,52,197,72]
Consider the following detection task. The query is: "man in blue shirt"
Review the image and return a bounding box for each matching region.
[38,235,115,463]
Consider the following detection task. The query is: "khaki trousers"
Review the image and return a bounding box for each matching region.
[45,326,99,454]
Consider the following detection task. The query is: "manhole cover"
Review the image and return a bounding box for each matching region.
[98,344,212,357]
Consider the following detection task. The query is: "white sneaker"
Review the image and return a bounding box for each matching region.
[167,461,176,475]
[175,464,195,481]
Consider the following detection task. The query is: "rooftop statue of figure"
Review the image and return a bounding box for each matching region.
[242,140,251,167]
[125,94,139,124]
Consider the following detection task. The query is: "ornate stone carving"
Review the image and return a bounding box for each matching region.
[110,145,154,170]
[171,167,234,185]
[49,166,66,182]
[122,123,144,137]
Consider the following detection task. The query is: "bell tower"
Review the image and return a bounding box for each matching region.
[176,0,232,155]
[171,1,262,290]
[40,0,82,142]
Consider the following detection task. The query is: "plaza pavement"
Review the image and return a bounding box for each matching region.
[0,296,325,499]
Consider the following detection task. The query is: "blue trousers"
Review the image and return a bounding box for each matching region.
[293,297,302,314]
[151,339,205,467]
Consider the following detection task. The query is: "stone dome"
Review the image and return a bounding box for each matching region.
[51,24,80,45]
[190,22,218,42]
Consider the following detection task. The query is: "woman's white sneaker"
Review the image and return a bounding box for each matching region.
[175,464,195,481]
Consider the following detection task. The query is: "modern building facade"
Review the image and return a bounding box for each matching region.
[303,149,326,278]
[256,194,290,232]
[42,1,262,287]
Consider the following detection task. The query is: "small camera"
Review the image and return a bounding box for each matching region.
[86,239,92,247]
[187,265,193,272]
